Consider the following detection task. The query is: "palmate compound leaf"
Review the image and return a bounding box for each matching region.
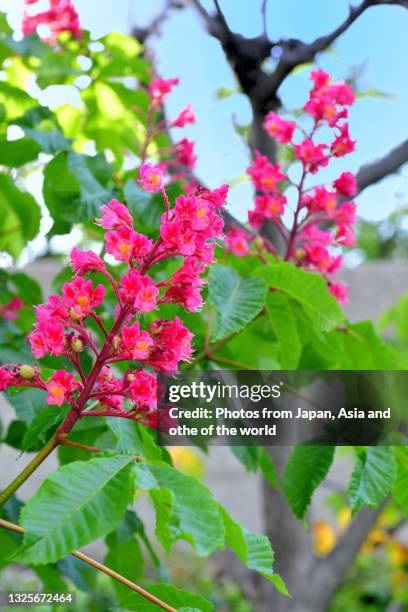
[13,455,135,565]
[255,263,344,334]
[208,264,267,341]
[220,506,288,596]
[283,445,335,520]
[133,462,225,556]
[348,446,397,515]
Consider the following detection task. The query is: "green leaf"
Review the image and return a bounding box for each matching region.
[255,263,344,333]
[259,449,280,489]
[6,388,46,425]
[394,448,408,517]
[105,531,143,602]
[43,152,78,234]
[337,321,399,369]
[121,583,213,611]
[14,455,135,564]
[0,173,41,257]
[0,136,40,166]
[230,445,261,472]
[133,462,224,556]
[67,151,114,222]
[349,446,396,514]
[9,272,43,305]
[22,406,69,451]
[284,445,335,520]
[265,292,301,368]
[209,265,267,341]
[216,85,240,99]
[220,506,288,595]
[107,418,161,461]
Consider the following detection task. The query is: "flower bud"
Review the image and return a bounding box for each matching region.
[295,249,306,262]
[69,307,82,322]
[71,338,84,353]
[19,365,36,380]
[112,335,121,351]
[252,237,264,251]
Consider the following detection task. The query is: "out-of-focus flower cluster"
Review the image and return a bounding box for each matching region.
[225,70,357,303]
[22,0,81,44]
[0,297,23,322]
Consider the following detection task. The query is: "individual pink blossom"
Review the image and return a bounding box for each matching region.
[263,112,296,143]
[199,184,229,208]
[333,172,357,197]
[331,124,356,157]
[334,201,357,227]
[247,151,286,192]
[329,281,348,304]
[304,187,337,214]
[120,270,158,312]
[35,294,69,325]
[172,104,196,128]
[333,82,355,106]
[294,139,328,173]
[310,69,330,90]
[139,163,164,192]
[62,277,105,319]
[160,219,196,256]
[335,224,356,247]
[163,257,206,311]
[105,226,151,263]
[0,368,13,390]
[128,369,157,409]
[225,227,250,257]
[304,243,332,274]
[96,199,133,230]
[149,77,179,105]
[304,95,347,126]
[29,321,66,359]
[148,317,193,370]
[121,322,154,360]
[300,224,332,246]
[71,248,105,276]
[173,138,197,171]
[254,193,286,220]
[46,370,76,407]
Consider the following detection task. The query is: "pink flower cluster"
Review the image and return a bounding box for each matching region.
[0,183,225,429]
[140,77,197,183]
[22,0,81,44]
[225,70,357,303]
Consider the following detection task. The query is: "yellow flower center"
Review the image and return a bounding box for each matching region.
[51,385,64,398]
[77,295,89,308]
[119,243,132,256]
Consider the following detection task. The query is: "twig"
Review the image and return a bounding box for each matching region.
[0,519,176,612]
[0,435,58,507]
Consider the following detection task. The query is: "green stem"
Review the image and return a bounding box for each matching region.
[0,435,58,507]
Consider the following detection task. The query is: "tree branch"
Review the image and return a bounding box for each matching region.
[303,499,387,610]
[0,519,176,612]
[255,0,408,106]
[131,0,184,44]
[356,139,408,194]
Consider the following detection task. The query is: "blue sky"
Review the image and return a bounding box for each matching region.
[2,0,408,226]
